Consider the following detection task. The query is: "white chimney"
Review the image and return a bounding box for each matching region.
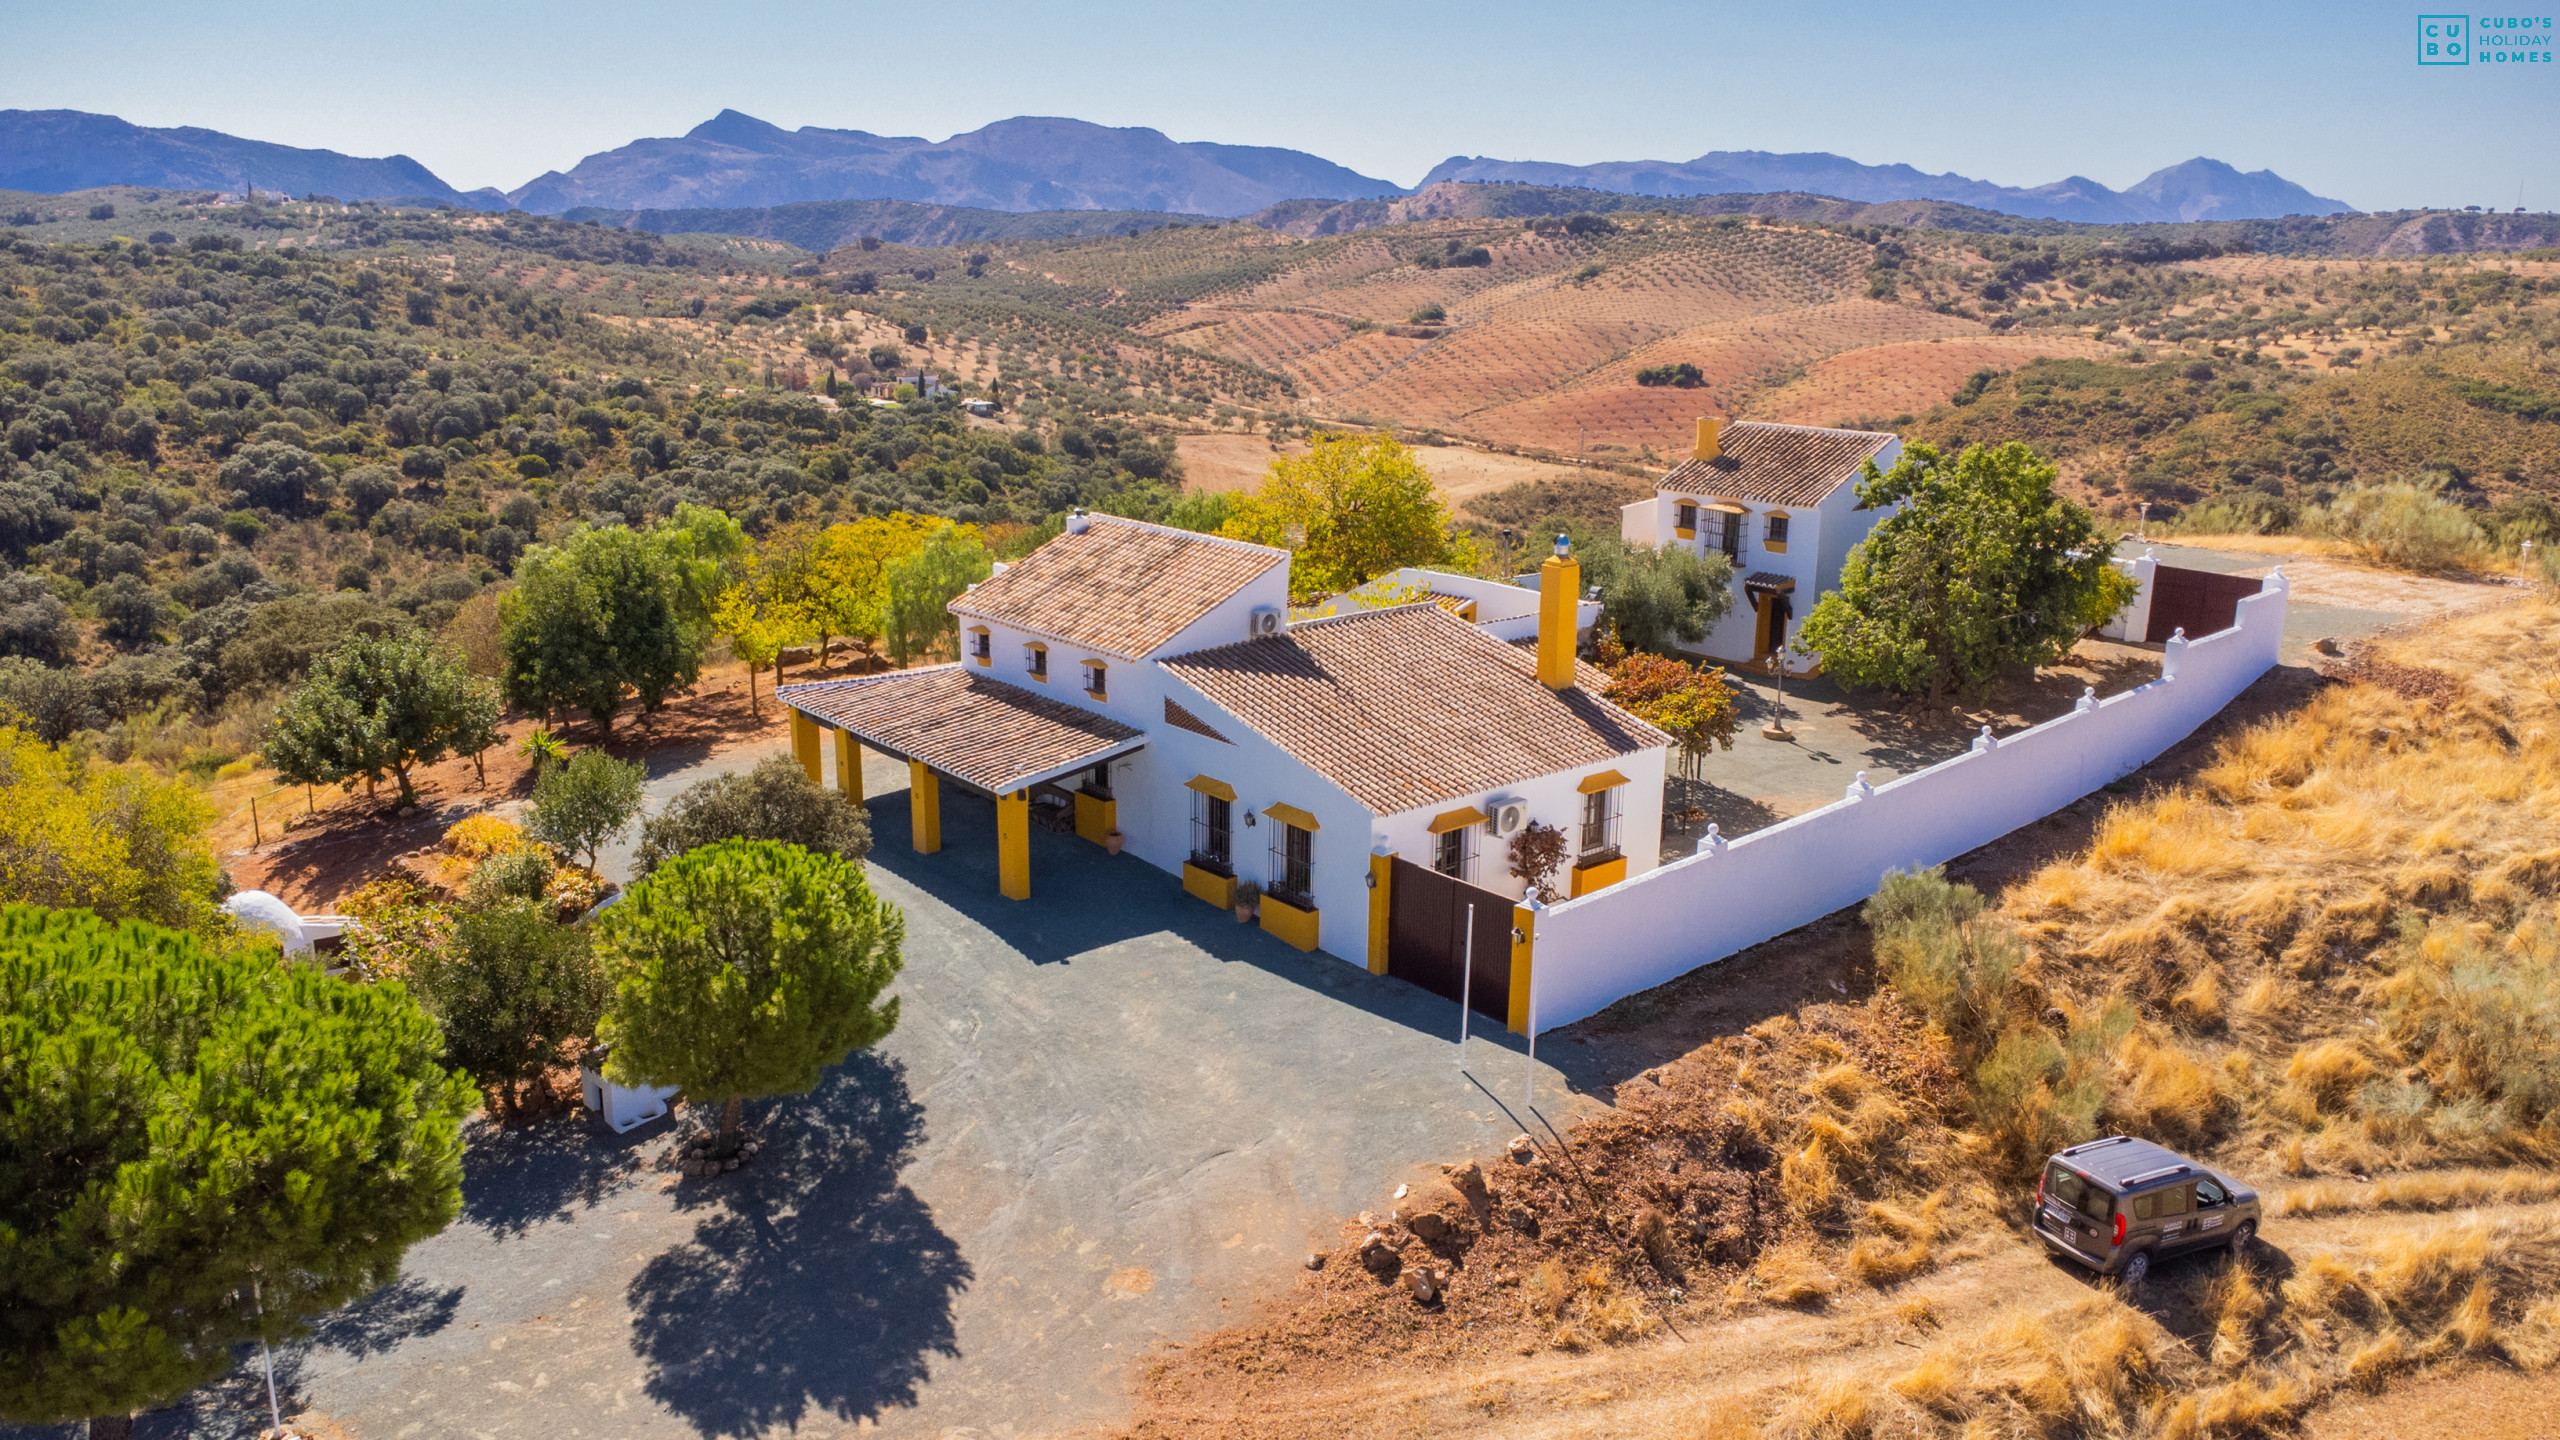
[1066,508,1091,534]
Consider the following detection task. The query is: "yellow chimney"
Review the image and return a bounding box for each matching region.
[1694,416,1722,462]
[1537,533,1580,690]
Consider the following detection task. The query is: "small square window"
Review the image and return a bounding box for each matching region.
[1765,512,1790,547]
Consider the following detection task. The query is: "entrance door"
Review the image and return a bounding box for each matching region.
[1386,857,1512,1022]
[2145,566,2262,643]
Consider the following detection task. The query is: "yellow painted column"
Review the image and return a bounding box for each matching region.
[908,761,941,854]
[790,710,823,784]
[1506,903,1537,1035]
[997,790,1030,901]
[832,729,862,804]
[1366,850,1393,975]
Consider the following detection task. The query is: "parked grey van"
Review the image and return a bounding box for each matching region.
[2030,1135,2262,1284]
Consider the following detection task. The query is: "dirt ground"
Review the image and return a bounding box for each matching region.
[1174,431,1612,503]
[2160,537,2528,621]
[2300,1362,2560,1440]
[1118,651,2346,1435]
[218,652,879,911]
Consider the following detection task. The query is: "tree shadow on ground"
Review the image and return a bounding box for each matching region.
[305,1275,467,1361]
[1660,776,1791,851]
[626,1050,970,1439]
[459,1106,657,1240]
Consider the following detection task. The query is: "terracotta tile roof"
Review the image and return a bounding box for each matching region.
[1162,697,1233,744]
[779,666,1143,794]
[1161,605,1666,817]
[1656,421,1895,509]
[951,516,1287,659]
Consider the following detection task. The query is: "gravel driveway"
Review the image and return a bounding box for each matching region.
[60,743,1604,1440]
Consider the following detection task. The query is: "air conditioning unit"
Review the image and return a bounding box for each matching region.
[1248,606,1283,639]
[1489,800,1528,837]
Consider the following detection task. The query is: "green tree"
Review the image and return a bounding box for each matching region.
[1219,431,1481,601]
[635,754,872,876]
[408,899,606,1113]
[0,905,473,1436]
[498,524,707,733]
[596,838,904,1139]
[527,748,646,874]
[1797,442,2137,704]
[1599,545,1734,656]
[262,633,485,808]
[884,522,992,666]
[0,725,222,932]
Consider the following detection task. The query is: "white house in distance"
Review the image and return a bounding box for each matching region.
[775,514,1668,1033]
[1621,417,1904,673]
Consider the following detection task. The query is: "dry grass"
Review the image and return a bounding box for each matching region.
[2273,1168,2560,1217]
[1997,596,2560,1174]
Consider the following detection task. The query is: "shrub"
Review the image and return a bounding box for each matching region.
[406,898,605,1109]
[1635,362,1705,388]
[0,723,221,931]
[633,755,871,876]
[443,813,527,859]
[2303,482,2486,572]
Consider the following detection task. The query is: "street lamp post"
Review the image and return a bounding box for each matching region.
[1762,621,1795,741]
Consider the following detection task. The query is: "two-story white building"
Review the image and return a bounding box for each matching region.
[774,513,1667,1032]
[1620,417,1903,673]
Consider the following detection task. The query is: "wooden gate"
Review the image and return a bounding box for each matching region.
[1387,857,1512,1023]
[2145,565,2263,643]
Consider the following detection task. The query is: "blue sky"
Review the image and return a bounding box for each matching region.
[4,0,2554,208]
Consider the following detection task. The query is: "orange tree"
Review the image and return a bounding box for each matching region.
[1604,652,1738,782]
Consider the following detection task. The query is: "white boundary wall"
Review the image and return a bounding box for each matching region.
[1526,573,2290,1031]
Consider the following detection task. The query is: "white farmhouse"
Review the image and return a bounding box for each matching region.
[1620,417,1904,673]
[776,513,1668,1032]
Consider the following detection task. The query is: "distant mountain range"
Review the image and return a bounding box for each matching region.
[1417,152,2352,225]
[0,109,507,209]
[0,107,2358,226]
[508,111,1404,217]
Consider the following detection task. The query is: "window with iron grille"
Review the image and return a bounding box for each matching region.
[1712,511,1741,561]
[969,629,990,660]
[1579,787,1622,862]
[1190,789,1232,873]
[1675,501,1697,531]
[1267,823,1313,909]
[1081,660,1106,697]
[1025,644,1047,679]
[1765,512,1790,548]
[1433,825,1473,879]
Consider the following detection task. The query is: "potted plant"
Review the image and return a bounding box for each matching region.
[1232,878,1261,923]
[1104,828,1124,856]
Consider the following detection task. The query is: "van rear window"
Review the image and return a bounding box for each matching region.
[2045,1163,2113,1222]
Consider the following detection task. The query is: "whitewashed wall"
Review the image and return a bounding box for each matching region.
[2099,550,2160,642]
[1523,574,2290,1031]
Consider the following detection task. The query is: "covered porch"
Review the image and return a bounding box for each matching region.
[777,666,1145,901]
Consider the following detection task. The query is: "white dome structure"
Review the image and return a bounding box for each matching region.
[220,889,311,953]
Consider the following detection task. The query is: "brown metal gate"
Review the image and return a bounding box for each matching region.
[2145,565,2263,643]
[1387,857,1512,1023]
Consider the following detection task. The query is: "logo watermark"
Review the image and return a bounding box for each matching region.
[2420,13,2553,64]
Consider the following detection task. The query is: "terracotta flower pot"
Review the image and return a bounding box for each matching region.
[1234,904,1256,923]
[1105,830,1124,855]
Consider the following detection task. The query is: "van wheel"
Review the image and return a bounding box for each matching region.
[2120,1250,2151,1286]
[2229,1222,2255,1255]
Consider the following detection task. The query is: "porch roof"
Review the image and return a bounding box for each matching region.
[778,666,1145,794]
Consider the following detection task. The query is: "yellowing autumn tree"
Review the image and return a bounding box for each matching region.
[1220,432,1481,602]
[812,513,942,660]
[0,725,223,932]
[710,569,811,718]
